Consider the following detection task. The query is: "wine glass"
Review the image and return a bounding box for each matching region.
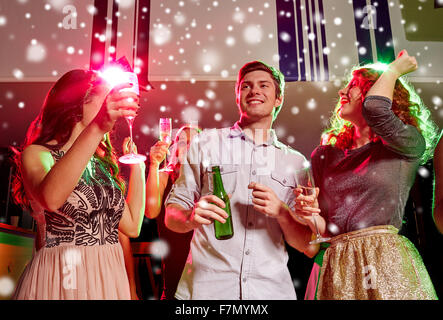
[295,165,331,244]
[117,72,146,164]
[158,117,172,172]
[119,115,146,164]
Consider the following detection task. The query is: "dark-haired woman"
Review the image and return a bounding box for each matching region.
[145,125,201,300]
[11,69,145,299]
[293,50,439,299]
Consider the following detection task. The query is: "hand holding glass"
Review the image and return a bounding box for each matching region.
[100,68,146,164]
[158,118,172,172]
[295,166,331,244]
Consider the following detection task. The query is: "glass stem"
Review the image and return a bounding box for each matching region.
[312,214,321,237]
[127,117,134,154]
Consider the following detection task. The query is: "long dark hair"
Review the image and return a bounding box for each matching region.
[12,69,125,210]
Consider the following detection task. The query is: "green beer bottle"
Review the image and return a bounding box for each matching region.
[212,166,234,240]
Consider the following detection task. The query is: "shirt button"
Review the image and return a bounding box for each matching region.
[243,277,247,283]
[252,170,256,175]
[245,249,250,255]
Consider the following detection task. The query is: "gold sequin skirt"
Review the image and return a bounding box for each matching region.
[316,225,438,300]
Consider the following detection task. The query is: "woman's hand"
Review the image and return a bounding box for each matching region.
[93,83,140,133]
[123,136,141,155]
[388,49,418,78]
[291,187,322,229]
[149,140,170,168]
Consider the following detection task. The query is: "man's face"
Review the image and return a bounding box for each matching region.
[236,70,282,122]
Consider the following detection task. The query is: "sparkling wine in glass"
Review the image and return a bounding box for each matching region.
[116,72,146,164]
[295,165,330,244]
[158,117,172,172]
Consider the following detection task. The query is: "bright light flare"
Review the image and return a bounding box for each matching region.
[99,67,139,95]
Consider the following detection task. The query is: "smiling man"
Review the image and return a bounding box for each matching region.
[164,61,316,300]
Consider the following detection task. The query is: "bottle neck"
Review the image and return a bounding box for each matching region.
[212,166,225,194]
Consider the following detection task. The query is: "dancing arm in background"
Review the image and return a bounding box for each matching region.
[11,69,145,300]
[292,50,439,300]
[433,131,443,234]
[119,137,145,300]
[144,125,201,300]
[145,140,170,219]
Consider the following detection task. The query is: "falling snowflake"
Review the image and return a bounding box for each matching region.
[140,125,150,135]
[150,239,170,259]
[26,41,47,63]
[205,89,216,100]
[279,31,291,43]
[275,126,286,138]
[214,113,222,121]
[307,99,317,110]
[225,36,236,47]
[327,222,339,235]
[358,47,367,55]
[243,24,263,44]
[196,99,205,108]
[117,0,135,9]
[334,17,342,25]
[0,16,7,26]
[174,11,186,25]
[181,106,202,123]
[432,96,442,107]
[153,24,172,46]
[340,56,350,66]
[0,276,15,297]
[12,69,24,80]
[233,10,245,23]
[291,106,300,115]
[418,167,430,178]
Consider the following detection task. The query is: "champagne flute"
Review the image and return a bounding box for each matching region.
[158,117,172,172]
[295,165,331,244]
[117,72,146,164]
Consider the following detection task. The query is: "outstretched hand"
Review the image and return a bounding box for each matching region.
[388,49,418,78]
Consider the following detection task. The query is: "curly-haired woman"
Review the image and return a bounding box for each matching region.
[293,50,439,300]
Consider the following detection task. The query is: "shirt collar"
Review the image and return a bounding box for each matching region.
[228,121,282,149]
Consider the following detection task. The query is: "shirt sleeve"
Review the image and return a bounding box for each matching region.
[164,133,202,211]
[362,95,426,160]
